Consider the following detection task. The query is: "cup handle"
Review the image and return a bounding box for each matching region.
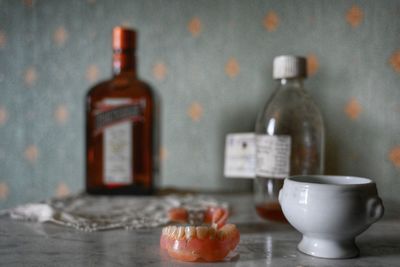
[366,197,384,224]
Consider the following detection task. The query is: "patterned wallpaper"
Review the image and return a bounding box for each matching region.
[0,0,400,208]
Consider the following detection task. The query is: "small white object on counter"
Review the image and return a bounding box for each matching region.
[9,203,54,223]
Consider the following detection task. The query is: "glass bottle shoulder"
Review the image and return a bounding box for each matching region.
[255,85,323,135]
[86,75,152,103]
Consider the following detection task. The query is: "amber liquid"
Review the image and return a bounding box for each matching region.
[86,50,153,195]
[255,202,287,223]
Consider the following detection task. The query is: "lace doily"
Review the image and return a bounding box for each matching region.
[5,194,228,232]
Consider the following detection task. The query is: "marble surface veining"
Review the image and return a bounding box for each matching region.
[1,195,399,267]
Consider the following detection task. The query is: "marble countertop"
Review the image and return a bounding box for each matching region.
[1,194,399,267]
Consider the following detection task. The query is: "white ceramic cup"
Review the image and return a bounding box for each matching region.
[279,175,384,259]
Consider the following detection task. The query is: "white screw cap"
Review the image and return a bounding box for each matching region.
[273,55,307,79]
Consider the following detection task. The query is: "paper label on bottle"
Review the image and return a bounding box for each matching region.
[94,98,145,185]
[255,135,291,179]
[94,99,146,134]
[224,133,256,178]
[104,121,132,185]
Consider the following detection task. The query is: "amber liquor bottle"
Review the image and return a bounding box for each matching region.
[86,27,153,195]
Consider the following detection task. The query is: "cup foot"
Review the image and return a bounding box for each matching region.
[298,235,359,259]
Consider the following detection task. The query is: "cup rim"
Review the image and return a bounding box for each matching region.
[286,175,375,189]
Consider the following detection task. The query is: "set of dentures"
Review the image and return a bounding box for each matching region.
[161,224,238,241]
[160,207,240,262]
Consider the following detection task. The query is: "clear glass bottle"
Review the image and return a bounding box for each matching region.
[254,55,324,222]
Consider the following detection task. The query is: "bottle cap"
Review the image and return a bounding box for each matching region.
[273,55,307,79]
[112,27,136,50]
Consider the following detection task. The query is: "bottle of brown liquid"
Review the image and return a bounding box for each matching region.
[86,27,153,195]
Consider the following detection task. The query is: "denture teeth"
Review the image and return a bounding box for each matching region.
[219,224,237,239]
[196,226,209,239]
[165,226,170,235]
[221,224,236,234]
[185,226,196,240]
[217,230,226,240]
[162,227,168,235]
[169,226,177,238]
[208,227,216,240]
[176,226,185,240]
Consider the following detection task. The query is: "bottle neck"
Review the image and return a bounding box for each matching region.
[277,78,304,89]
[112,49,136,77]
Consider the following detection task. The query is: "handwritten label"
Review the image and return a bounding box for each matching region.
[256,135,291,179]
